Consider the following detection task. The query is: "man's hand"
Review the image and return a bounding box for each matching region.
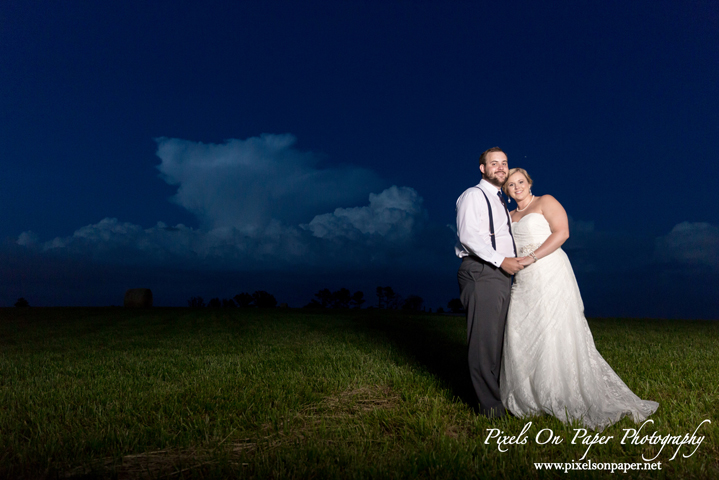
[517,255,535,267]
[500,257,525,275]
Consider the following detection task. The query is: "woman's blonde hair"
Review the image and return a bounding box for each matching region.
[502,168,533,195]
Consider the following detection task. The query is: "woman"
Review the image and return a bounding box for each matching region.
[499,168,658,430]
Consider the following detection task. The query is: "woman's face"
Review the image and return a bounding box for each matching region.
[506,172,531,202]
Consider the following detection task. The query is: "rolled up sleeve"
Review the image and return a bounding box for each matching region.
[456,189,506,268]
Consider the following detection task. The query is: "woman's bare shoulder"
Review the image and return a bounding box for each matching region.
[536,194,562,208]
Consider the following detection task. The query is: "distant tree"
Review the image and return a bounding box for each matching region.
[447,298,464,313]
[188,296,205,308]
[207,297,222,308]
[386,288,401,309]
[401,294,423,311]
[314,288,333,308]
[376,287,385,308]
[350,291,365,309]
[331,288,351,309]
[303,299,323,308]
[222,298,236,308]
[233,292,254,308]
[436,307,445,314]
[376,286,398,309]
[252,291,277,308]
[14,297,29,308]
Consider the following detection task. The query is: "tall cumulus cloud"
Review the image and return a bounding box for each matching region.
[303,186,426,241]
[18,135,431,270]
[155,134,384,231]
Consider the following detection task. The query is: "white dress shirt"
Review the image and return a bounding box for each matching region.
[455,179,516,267]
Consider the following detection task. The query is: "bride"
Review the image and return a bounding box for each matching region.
[499,168,658,430]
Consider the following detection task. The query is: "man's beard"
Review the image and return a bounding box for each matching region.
[484,172,506,188]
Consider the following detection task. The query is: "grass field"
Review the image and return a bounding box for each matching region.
[0,307,717,479]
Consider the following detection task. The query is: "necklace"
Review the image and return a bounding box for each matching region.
[516,194,535,212]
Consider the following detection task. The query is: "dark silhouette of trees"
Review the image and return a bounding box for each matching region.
[447,298,464,313]
[188,296,205,308]
[350,291,365,309]
[252,291,277,308]
[305,288,365,309]
[376,286,389,308]
[314,288,333,308]
[331,288,351,308]
[14,297,29,308]
[376,286,401,309]
[188,292,278,308]
[233,292,253,308]
[402,294,424,311]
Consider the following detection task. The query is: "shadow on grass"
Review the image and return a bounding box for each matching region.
[351,310,479,413]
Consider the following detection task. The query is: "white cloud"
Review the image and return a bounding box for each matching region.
[27,218,306,268]
[155,134,384,230]
[654,222,719,269]
[19,186,429,271]
[16,134,436,272]
[302,186,425,241]
[16,231,39,247]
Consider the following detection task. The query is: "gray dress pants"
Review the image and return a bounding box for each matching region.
[457,256,511,418]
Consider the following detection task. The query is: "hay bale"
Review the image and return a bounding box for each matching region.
[279,302,288,308]
[124,288,153,308]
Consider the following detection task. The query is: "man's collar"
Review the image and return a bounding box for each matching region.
[479,178,501,193]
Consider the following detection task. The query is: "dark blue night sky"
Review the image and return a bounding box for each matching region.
[2,1,718,318]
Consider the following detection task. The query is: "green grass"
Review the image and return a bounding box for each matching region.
[0,308,717,479]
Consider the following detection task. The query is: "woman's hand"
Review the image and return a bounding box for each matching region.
[517,255,535,266]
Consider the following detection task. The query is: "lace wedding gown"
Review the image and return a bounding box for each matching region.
[500,213,658,430]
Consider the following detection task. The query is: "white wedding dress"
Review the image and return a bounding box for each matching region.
[500,213,658,430]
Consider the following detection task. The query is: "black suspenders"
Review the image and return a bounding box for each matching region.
[475,187,496,250]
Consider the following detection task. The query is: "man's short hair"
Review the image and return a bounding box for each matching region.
[479,146,505,167]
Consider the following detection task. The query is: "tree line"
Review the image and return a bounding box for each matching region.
[186,287,466,313]
[11,291,465,313]
[188,291,278,308]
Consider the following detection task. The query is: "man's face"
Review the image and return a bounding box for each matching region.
[480,151,508,187]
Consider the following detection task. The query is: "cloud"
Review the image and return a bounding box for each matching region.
[20,185,430,271]
[7,133,450,308]
[14,134,439,272]
[302,186,426,241]
[653,222,719,269]
[155,134,384,231]
[16,231,39,247]
[11,139,719,317]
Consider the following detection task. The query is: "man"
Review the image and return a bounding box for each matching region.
[455,146,524,418]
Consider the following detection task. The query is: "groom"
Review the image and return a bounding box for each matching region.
[455,146,524,418]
